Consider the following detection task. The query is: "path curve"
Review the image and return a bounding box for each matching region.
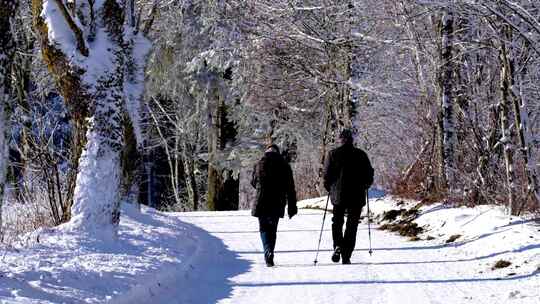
[175,209,539,304]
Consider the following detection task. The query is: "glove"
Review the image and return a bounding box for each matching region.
[288,205,298,219]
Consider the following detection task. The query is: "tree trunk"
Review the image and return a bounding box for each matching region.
[11,15,34,198]
[181,140,199,211]
[512,73,540,206]
[0,0,17,235]
[207,93,238,211]
[438,8,456,192]
[499,37,517,216]
[62,119,87,223]
[121,118,141,205]
[317,99,332,195]
[471,105,499,205]
[504,31,540,207]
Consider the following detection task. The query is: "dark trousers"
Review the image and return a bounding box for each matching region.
[258,216,280,258]
[332,204,362,259]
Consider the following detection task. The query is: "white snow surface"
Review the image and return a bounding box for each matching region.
[1,203,196,303]
[1,194,539,303]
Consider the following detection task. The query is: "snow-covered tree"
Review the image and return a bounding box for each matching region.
[30,0,152,233]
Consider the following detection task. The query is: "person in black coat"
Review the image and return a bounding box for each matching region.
[324,129,374,264]
[251,144,298,267]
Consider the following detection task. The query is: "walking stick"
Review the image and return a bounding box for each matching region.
[314,195,330,266]
[366,189,373,256]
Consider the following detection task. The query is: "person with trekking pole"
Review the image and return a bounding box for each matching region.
[251,144,298,267]
[323,129,374,264]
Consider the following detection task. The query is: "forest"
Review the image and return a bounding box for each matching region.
[1,0,539,240]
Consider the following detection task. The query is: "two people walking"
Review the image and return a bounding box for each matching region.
[250,129,374,267]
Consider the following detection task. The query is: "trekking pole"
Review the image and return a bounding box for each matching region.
[366,189,373,256]
[314,195,330,266]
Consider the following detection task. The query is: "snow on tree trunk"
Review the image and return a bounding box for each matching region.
[0,0,17,234]
[438,8,457,191]
[514,81,540,204]
[499,37,517,216]
[71,119,122,231]
[31,0,151,233]
[506,51,540,205]
[497,24,540,208]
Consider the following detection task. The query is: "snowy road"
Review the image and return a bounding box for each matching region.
[168,209,539,304]
[2,199,539,304]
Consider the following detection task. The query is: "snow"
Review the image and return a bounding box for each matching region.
[1,194,539,303]
[67,119,121,234]
[41,1,79,60]
[1,204,196,303]
[82,26,117,88]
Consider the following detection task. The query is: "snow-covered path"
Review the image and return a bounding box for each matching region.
[2,198,539,303]
[166,208,539,304]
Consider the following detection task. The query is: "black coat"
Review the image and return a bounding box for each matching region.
[323,143,374,206]
[251,151,297,218]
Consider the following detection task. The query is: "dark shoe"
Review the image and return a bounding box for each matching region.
[265,253,275,267]
[341,250,351,264]
[331,247,341,263]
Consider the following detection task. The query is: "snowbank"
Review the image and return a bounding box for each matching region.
[0,204,197,303]
[300,191,540,277]
[391,200,540,277]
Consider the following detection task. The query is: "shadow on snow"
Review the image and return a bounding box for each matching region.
[0,207,251,304]
[234,270,540,287]
[161,221,251,304]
